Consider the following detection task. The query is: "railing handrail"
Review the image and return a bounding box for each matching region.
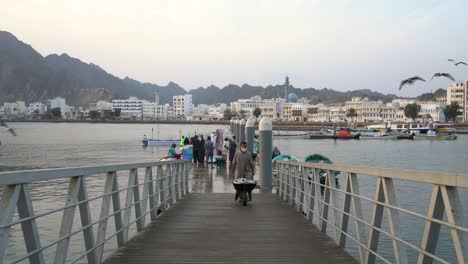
[276,160,468,188]
[0,160,187,185]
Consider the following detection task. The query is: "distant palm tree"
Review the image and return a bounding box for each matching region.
[346,108,358,122]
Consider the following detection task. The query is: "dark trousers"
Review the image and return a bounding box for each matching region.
[193,150,199,164]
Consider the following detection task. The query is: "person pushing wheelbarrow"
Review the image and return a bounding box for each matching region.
[231,141,256,203]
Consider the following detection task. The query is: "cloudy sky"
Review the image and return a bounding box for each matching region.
[1,0,468,96]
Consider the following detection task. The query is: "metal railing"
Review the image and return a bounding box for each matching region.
[275,160,468,264]
[0,160,189,264]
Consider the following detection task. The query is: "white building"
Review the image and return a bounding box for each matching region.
[207,104,227,120]
[447,80,467,121]
[112,97,143,119]
[3,101,27,116]
[173,94,192,118]
[47,97,67,116]
[419,102,446,122]
[142,101,169,120]
[29,102,46,115]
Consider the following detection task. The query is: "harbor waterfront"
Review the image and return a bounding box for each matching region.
[0,122,467,263]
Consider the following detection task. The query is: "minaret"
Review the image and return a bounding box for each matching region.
[284,76,290,103]
[155,88,160,105]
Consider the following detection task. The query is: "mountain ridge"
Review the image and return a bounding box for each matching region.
[0,30,445,107]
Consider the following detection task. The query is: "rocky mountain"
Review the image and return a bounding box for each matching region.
[1,30,432,107]
[0,31,185,106]
[415,88,446,102]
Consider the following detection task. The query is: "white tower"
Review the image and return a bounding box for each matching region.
[155,89,160,105]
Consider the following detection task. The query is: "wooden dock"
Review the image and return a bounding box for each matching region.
[103,192,356,264]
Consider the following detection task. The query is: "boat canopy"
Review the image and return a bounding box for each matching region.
[304,154,333,164]
[272,154,299,162]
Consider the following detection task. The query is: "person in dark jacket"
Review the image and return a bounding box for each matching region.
[229,136,237,163]
[184,136,189,145]
[198,135,205,164]
[191,135,200,164]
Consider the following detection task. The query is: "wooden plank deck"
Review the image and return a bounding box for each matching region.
[104,193,357,264]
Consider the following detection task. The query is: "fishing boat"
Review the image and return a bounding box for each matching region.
[414,127,458,140]
[273,132,311,139]
[142,125,179,146]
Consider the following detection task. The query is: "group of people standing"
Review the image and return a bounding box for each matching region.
[177,135,215,165]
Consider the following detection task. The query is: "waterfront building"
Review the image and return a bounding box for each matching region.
[380,106,396,122]
[345,97,365,122]
[436,96,447,104]
[173,94,192,118]
[230,96,262,114]
[142,101,168,120]
[112,97,143,119]
[206,104,227,120]
[258,103,277,119]
[390,99,416,108]
[3,101,27,116]
[419,102,446,122]
[329,106,346,122]
[47,97,67,117]
[291,103,309,122]
[447,80,467,122]
[280,103,293,121]
[362,101,384,122]
[28,102,46,115]
[89,101,113,113]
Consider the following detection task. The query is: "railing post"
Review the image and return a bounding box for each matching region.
[418,185,444,264]
[382,177,408,264]
[185,162,189,194]
[132,170,143,232]
[320,170,331,233]
[170,163,177,205]
[147,167,157,221]
[366,177,386,264]
[440,186,467,263]
[111,174,125,247]
[54,176,81,264]
[141,167,150,226]
[349,173,366,263]
[77,176,98,264]
[159,165,166,212]
[96,171,116,262]
[338,173,352,248]
[302,168,312,221]
[0,185,21,262]
[123,169,136,241]
[313,168,323,227]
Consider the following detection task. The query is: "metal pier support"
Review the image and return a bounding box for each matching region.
[259,117,272,190]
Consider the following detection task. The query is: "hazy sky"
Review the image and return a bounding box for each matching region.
[2,0,468,96]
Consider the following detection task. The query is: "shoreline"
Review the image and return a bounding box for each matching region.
[2,119,468,132]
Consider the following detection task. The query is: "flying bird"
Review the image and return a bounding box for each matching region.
[0,121,16,136]
[448,59,467,66]
[399,76,426,90]
[431,73,455,82]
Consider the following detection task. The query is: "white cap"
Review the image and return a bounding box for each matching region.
[259,117,272,131]
[246,118,255,127]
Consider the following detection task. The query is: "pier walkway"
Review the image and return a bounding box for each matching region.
[103,192,355,264]
[1,159,467,263]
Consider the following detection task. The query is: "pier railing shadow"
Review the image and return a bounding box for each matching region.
[275,160,468,264]
[0,160,189,264]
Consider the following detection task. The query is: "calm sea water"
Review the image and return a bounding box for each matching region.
[0,122,467,263]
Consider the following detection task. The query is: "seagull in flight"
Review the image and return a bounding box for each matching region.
[431,73,456,82]
[399,76,426,90]
[448,59,467,66]
[0,121,16,136]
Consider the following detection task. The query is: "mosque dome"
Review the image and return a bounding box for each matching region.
[287,92,298,102]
